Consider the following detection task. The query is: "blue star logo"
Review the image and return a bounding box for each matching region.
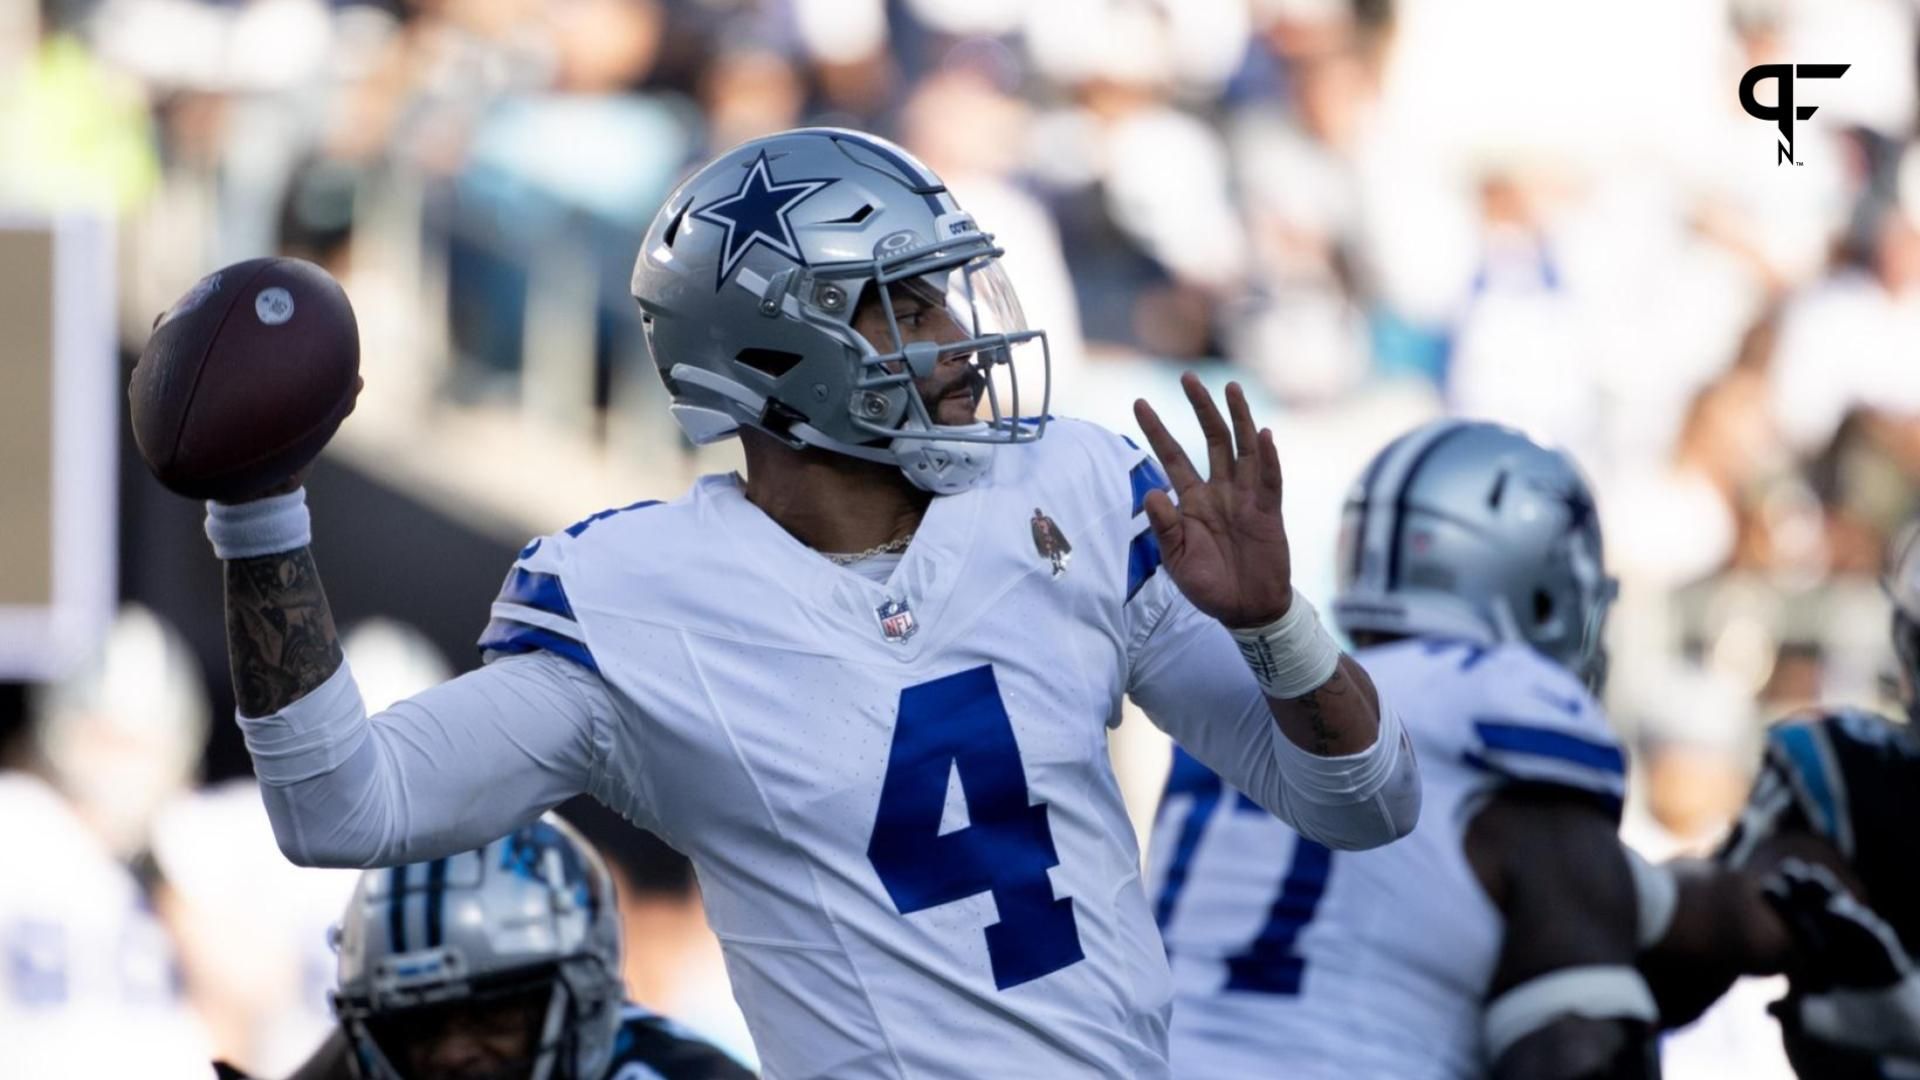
[693,152,837,290]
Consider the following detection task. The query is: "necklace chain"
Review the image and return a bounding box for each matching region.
[824,534,915,566]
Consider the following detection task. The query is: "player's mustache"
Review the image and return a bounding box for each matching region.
[922,367,986,405]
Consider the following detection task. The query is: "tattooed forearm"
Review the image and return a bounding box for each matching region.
[224,547,343,717]
[1297,678,1343,755]
[1268,655,1383,756]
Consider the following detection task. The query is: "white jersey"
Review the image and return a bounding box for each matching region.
[1150,639,1624,1079]
[0,772,213,1080]
[239,417,1416,1079]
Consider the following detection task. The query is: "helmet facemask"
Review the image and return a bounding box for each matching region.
[339,959,591,1080]
[635,129,1053,496]
[809,228,1051,493]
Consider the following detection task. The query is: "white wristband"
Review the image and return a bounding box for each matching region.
[205,488,312,560]
[1231,592,1342,699]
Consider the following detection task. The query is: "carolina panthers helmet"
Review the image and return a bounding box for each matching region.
[1884,522,1920,712]
[331,815,624,1080]
[630,127,1050,494]
[1332,419,1618,689]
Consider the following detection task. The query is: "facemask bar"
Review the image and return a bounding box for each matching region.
[833,232,1051,445]
[336,960,582,1080]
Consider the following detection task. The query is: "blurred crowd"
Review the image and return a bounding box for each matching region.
[5,0,1920,1075]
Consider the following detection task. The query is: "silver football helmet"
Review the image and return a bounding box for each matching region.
[332,815,624,1080]
[1332,419,1618,689]
[631,127,1050,494]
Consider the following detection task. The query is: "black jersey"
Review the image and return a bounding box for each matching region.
[603,1004,754,1079]
[1722,706,1920,1079]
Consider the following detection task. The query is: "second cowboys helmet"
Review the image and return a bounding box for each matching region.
[631,127,1049,495]
[1332,420,1618,689]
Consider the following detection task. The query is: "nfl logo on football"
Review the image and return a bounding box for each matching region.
[875,598,918,643]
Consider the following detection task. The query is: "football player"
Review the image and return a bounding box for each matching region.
[1150,419,1874,1079]
[217,814,751,1080]
[197,128,1419,1078]
[1643,524,1920,1078]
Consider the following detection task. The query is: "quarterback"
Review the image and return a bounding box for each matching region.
[200,129,1419,1078]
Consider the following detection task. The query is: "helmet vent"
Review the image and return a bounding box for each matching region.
[663,201,691,247]
[736,348,804,379]
[824,203,876,225]
[1487,469,1508,509]
[1533,589,1554,625]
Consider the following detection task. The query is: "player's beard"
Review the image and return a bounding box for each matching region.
[919,365,986,427]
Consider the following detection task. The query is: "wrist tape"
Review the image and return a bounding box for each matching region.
[205,488,311,560]
[1231,593,1342,699]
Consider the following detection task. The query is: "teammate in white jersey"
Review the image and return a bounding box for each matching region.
[194,129,1419,1078]
[1153,420,1781,1079]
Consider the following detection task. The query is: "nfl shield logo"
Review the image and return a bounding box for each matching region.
[875,597,918,644]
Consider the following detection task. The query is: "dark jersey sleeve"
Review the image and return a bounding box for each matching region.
[1718,708,1920,1079]
[1722,708,1920,951]
[603,1007,757,1079]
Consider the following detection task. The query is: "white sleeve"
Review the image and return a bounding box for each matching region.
[236,651,613,868]
[1126,574,1420,851]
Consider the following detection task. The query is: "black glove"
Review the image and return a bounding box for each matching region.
[1763,858,1920,1061]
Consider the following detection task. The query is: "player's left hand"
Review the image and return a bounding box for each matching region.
[1133,374,1292,629]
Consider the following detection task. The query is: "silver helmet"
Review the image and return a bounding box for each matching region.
[332,815,624,1080]
[631,127,1050,494]
[1332,419,1618,689]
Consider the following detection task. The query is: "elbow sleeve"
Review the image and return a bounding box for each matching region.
[235,661,387,867]
[1274,704,1422,850]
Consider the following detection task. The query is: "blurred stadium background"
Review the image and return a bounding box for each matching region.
[3,0,1919,1074]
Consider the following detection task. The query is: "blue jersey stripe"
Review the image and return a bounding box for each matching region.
[1153,752,1225,930]
[497,568,577,622]
[1126,528,1161,602]
[479,618,600,675]
[564,499,662,538]
[1472,719,1626,774]
[1773,724,1841,842]
[1162,746,1222,799]
[1129,459,1170,517]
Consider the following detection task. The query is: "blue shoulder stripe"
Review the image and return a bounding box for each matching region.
[1130,458,1170,516]
[1472,719,1626,774]
[1126,528,1161,602]
[1771,723,1842,844]
[497,567,577,621]
[564,499,662,538]
[478,618,599,675]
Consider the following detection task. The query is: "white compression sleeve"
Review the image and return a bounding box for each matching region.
[237,652,611,868]
[1272,701,1421,851]
[1127,580,1420,850]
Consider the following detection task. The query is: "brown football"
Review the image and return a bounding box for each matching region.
[130,257,361,501]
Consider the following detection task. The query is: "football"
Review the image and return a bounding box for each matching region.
[130,257,361,502]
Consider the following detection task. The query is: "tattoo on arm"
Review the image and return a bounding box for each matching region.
[224,547,343,717]
[1268,655,1383,756]
[1297,677,1343,755]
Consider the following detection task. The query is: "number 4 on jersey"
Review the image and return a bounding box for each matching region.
[867,665,1085,989]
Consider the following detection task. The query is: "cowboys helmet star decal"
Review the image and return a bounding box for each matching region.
[694,151,837,290]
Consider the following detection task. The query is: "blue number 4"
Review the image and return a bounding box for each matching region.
[867,665,1085,990]
[1155,749,1333,996]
